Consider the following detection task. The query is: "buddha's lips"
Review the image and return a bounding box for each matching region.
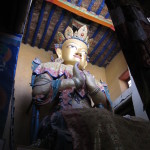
[73,54,82,59]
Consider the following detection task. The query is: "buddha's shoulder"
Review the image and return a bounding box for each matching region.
[36,62,73,77]
[39,62,62,68]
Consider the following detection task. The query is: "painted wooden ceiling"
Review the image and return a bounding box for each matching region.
[23,0,121,67]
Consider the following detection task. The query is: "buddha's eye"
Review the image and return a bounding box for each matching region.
[67,45,77,51]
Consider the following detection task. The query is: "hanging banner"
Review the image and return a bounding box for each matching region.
[0,33,22,137]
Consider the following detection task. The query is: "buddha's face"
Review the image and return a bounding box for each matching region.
[56,39,88,69]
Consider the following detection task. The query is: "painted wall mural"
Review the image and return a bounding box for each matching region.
[0,33,22,137]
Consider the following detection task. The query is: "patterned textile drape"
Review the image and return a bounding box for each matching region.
[105,0,150,117]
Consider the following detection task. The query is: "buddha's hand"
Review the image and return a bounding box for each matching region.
[72,62,85,90]
[83,70,107,107]
[83,70,97,92]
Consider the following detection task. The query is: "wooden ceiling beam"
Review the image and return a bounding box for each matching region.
[93,33,114,64]
[100,41,118,67]
[32,1,46,47]
[46,10,65,51]
[46,0,115,31]
[24,1,35,44]
[39,5,56,48]
[89,29,110,58]
[91,25,102,38]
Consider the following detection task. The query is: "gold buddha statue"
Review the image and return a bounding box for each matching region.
[33,25,111,108]
[32,25,112,149]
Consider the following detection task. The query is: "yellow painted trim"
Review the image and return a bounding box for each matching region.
[46,0,115,31]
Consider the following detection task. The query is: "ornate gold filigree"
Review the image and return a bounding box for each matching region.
[56,25,93,48]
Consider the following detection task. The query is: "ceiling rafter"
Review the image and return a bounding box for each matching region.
[87,0,96,12]
[46,9,65,50]
[39,5,56,48]
[89,28,110,57]
[99,41,118,67]
[32,0,46,47]
[91,25,102,39]
[92,33,114,64]
[105,12,110,19]
[24,1,35,44]
[77,0,82,7]
[96,0,105,15]
[63,17,72,34]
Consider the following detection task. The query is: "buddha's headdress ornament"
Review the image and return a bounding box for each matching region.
[55,25,93,49]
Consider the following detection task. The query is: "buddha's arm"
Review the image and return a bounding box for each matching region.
[32,74,75,99]
[33,62,84,96]
[32,66,82,99]
[59,79,75,91]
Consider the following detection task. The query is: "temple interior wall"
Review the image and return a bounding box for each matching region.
[105,51,128,101]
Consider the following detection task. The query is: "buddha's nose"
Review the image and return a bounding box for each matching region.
[75,52,82,57]
[77,47,82,51]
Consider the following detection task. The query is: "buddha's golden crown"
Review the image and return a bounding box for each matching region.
[56,25,93,48]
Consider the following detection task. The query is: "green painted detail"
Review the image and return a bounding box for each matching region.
[58,0,113,25]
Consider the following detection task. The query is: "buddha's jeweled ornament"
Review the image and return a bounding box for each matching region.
[56,25,93,49]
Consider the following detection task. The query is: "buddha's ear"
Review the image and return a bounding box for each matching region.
[56,48,62,59]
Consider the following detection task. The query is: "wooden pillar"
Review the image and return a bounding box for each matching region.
[0,0,32,34]
[0,0,32,139]
[105,0,150,118]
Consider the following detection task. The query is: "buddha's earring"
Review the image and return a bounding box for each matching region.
[86,56,90,62]
[55,58,64,63]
